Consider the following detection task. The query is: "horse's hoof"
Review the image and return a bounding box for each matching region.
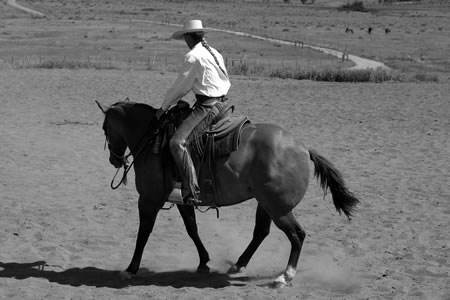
[227,264,241,274]
[270,280,287,289]
[228,265,247,278]
[197,264,210,274]
[270,275,292,289]
[119,270,134,280]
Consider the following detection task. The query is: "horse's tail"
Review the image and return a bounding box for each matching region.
[309,149,359,219]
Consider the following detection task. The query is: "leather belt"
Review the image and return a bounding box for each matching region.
[195,94,225,102]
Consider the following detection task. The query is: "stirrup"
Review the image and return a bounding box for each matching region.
[183,195,201,205]
[167,186,201,205]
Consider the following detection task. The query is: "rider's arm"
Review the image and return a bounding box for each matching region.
[161,54,198,111]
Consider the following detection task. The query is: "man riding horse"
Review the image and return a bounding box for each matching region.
[97,20,359,288]
[155,20,231,205]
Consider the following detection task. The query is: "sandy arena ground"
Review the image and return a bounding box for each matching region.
[0,69,448,299]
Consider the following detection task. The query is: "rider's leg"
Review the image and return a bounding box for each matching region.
[169,105,209,202]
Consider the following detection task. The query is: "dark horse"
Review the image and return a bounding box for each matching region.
[95,100,359,287]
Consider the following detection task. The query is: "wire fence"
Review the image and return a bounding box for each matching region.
[1,50,351,73]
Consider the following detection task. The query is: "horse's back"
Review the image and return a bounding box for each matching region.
[216,123,310,217]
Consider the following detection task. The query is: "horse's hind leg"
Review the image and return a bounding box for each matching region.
[271,211,305,287]
[177,205,210,273]
[228,204,272,274]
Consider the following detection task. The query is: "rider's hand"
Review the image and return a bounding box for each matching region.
[155,108,165,120]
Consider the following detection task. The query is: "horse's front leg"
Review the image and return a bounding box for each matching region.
[177,205,210,273]
[121,195,160,279]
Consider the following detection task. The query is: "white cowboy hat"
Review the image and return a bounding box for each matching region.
[171,20,209,40]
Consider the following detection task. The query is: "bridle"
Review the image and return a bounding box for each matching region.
[104,136,133,189]
[104,111,164,190]
[104,137,132,163]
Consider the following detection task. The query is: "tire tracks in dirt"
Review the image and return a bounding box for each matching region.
[7,0,45,17]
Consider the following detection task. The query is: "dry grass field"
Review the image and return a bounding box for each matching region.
[1,0,449,79]
[0,1,449,299]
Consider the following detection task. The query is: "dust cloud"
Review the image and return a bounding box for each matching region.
[300,254,361,293]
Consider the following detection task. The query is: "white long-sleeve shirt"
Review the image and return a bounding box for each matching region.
[161,42,231,111]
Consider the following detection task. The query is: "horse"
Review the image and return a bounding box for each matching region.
[345,27,354,34]
[95,100,359,287]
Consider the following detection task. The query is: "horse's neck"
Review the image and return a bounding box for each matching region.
[122,104,154,151]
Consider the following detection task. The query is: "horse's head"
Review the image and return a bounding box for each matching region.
[96,100,130,168]
[96,100,161,168]
[96,99,191,167]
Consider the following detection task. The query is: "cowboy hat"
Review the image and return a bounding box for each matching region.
[171,20,209,40]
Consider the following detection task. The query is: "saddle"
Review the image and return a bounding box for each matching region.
[157,100,250,207]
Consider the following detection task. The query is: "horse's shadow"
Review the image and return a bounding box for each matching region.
[0,261,243,289]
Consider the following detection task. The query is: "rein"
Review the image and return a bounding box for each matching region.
[110,153,133,190]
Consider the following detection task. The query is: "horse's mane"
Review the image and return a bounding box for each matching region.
[105,101,157,130]
[110,101,157,113]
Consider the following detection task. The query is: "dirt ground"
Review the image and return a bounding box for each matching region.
[1,0,449,298]
[0,69,448,299]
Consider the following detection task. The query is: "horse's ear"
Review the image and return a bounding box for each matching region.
[95,100,107,114]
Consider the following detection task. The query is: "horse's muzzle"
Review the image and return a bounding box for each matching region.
[109,155,125,168]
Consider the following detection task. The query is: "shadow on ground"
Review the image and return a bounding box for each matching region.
[0,261,238,289]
